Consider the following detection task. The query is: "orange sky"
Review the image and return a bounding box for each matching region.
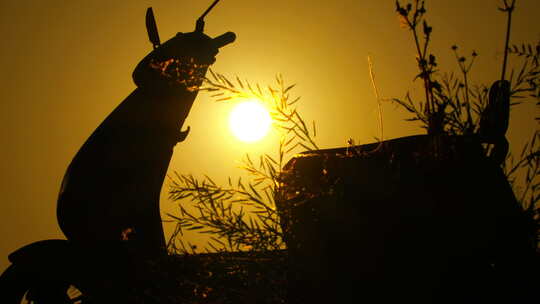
[1,0,538,272]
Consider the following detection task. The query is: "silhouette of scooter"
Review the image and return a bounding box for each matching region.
[0,1,235,302]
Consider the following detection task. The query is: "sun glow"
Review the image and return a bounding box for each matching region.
[229,100,272,142]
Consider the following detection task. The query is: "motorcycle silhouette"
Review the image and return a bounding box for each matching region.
[0,1,235,302]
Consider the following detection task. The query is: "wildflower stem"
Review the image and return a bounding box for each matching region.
[410,26,433,119]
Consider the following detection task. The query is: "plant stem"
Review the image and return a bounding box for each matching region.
[501,0,515,81]
[463,69,473,130]
[411,27,432,119]
[368,56,384,141]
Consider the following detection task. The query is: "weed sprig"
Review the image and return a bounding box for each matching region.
[167,72,318,253]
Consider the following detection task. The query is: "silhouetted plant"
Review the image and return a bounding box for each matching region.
[508,40,540,119]
[130,251,287,304]
[503,131,540,249]
[153,1,539,302]
[165,0,539,258]
[167,71,318,254]
[394,0,446,134]
[394,0,539,249]
[393,0,538,133]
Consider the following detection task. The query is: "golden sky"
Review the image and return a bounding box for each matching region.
[1,0,538,272]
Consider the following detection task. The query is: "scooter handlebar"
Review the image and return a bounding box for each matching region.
[212,32,236,49]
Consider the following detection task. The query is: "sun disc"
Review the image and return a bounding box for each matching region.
[229,100,271,142]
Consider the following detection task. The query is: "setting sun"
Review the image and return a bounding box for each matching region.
[229,100,272,142]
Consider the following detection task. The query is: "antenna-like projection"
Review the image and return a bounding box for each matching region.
[146,7,161,49]
[195,0,221,32]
